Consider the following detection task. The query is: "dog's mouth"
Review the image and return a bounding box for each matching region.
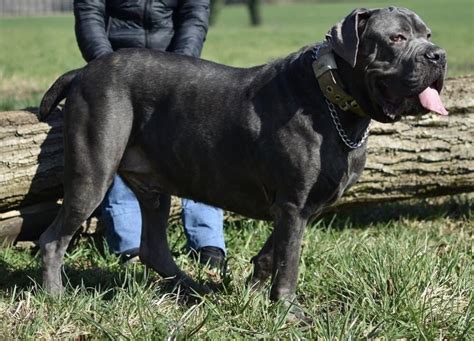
[376,76,448,121]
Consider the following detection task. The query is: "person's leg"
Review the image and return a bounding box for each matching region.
[181,199,226,266]
[102,174,142,256]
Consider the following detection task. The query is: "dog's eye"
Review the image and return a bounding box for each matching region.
[390,34,406,42]
[427,32,432,39]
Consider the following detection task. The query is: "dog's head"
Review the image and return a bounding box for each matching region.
[327,7,447,123]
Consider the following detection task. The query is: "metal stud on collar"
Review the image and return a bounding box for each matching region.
[325,98,370,149]
[312,43,325,60]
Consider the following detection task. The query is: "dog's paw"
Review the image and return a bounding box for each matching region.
[286,306,314,328]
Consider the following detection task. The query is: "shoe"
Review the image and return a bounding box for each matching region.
[118,248,140,265]
[195,246,226,271]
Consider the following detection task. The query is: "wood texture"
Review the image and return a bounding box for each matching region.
[0,109,63,211]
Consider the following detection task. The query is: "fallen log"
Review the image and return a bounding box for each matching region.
[0,108,63,211]
[0,77,473,242]
[0,201,60,246]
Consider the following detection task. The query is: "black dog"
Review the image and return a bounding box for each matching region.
[38,7,447,305]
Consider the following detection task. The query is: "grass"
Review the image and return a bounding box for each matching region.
[0,198,472,338]
[0,1,473,338]
[0,0,473,110]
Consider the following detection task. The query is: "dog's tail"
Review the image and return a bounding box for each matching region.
[39,68,81,120]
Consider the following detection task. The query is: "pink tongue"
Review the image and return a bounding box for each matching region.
[418,87,448,115]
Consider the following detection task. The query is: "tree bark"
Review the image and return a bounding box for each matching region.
[0,109,63,212]
[0,77,473,236]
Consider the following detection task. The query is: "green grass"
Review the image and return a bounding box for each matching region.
[0,198,472,338]
[0,2,473,338]
[0,0,473,110]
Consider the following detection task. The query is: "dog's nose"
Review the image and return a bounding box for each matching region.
[424,46,446,65]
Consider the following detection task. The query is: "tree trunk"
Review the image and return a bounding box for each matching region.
[0,77,473,242]
[209,0,224,26]
[247,0,262,26]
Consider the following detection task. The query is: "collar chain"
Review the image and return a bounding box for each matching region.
[325,98,370,149]
[312,44,370,149]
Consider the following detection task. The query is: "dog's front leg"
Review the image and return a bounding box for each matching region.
[137,193,212,295]
[270,203,307,302]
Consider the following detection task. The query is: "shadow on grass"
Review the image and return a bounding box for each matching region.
[0,258,128,299]
[0,243,212,305]
[226,194,472,232]
[318,194,472,229]
[0,235,142,299]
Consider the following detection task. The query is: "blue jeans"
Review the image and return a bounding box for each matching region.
[102,175,225,255]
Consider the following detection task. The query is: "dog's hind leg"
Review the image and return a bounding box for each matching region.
[122,174,212,295]
[39,98,132,294]
[39,174,114,294]
[38,207,67,294]
[140,195,213,295]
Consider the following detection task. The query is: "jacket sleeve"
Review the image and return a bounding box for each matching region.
[170,0,210,58]
[73,0,113,62]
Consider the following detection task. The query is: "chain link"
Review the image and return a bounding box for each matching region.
[312,43,370,149]
[325,98,370,149]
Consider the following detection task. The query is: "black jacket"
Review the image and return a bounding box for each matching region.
[74,0,210,62]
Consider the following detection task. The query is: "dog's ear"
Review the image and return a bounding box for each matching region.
[326,8,373,68]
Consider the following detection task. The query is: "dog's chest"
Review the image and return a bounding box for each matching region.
[336,148,367,200]
[335,163,363,200]
[307,146,367,212]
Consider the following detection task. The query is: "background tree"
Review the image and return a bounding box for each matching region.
[247,0,262,26]
[209,0,262,27]
[209,0,224,26]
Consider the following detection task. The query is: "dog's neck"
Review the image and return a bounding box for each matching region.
[262,45,371,148]
[311,44,367,117]
[306,44,372,148]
